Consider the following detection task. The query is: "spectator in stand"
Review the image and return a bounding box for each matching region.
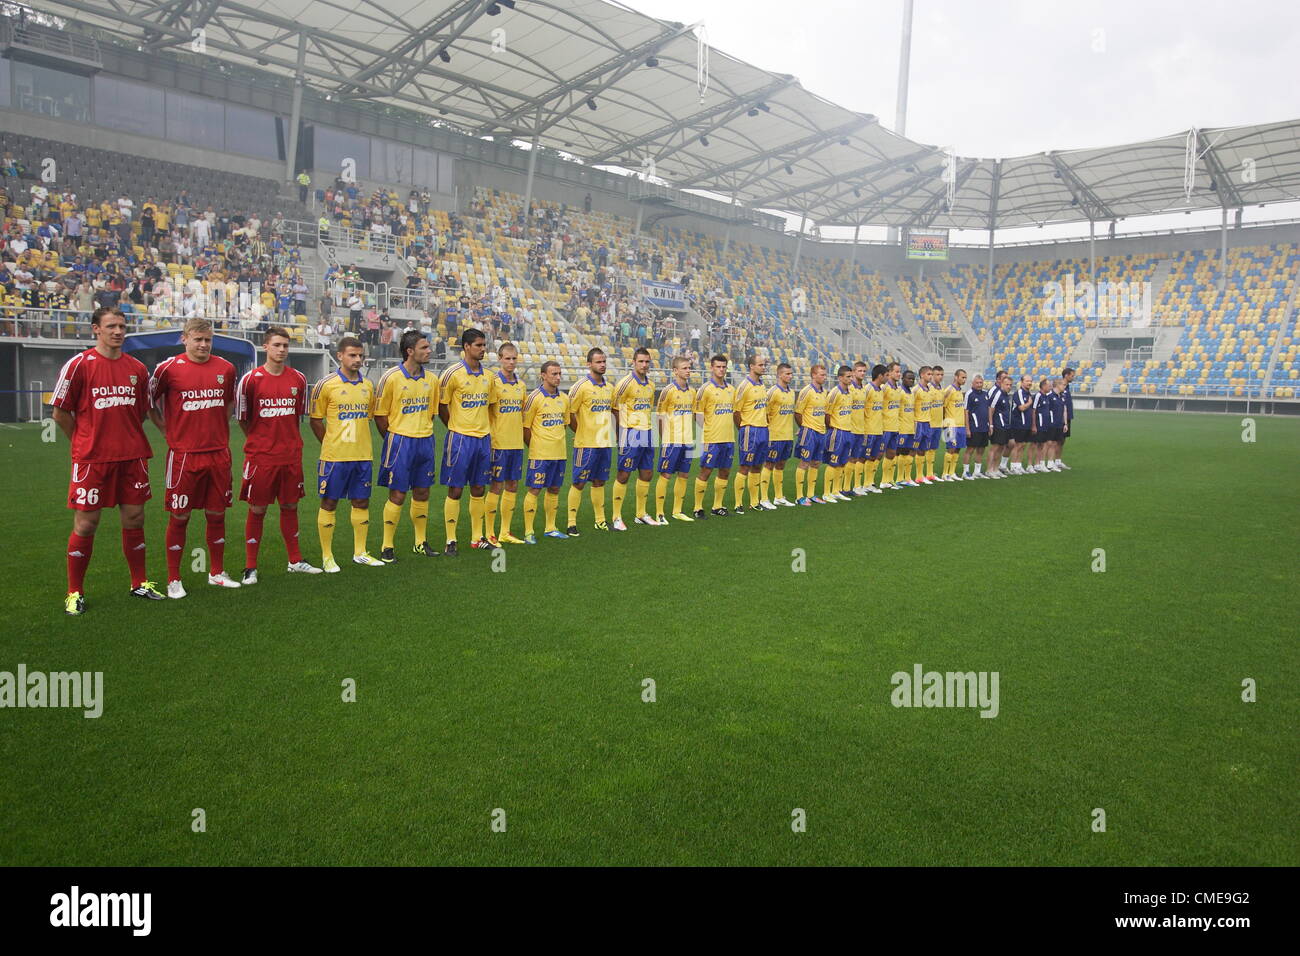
[292,276,308,317]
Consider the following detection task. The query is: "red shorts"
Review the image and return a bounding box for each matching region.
[68,458,152,511]
[164,448,233,513]
[239,458,305,507]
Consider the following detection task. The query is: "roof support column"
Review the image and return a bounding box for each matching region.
[984,229,995,319]
[522,108,541,243]
[792,211,807,274]
[1219,206,1228,293]
[1089,219,1096,288]
[849,222,860,267]
[285,31,307,189]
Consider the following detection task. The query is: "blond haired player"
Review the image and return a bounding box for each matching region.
[486,342,526,545]
[762,362,797,507]
[655,355,696,523]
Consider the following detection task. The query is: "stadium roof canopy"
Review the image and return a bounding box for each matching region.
[38,0,1300,230]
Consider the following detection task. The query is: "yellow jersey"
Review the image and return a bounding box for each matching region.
[898,385,916,434]
[826,384,856,432]
[766,384,796,441]
[865,382,885,435]
[883,381,903,432]
[488,371,526,449]
[568,374,614,448]
[522,386,570,460]
[613,372,655,433]
[849,381,867,434]
[942,384,964,428]
[657,381,696,446]
[439,361,491,438]
[928,384,944,427]
[695,379,736,444]
[373,363,437,438]
[732,375,769,428]
[913,384,928,427]
[311,371,374,462]
[794,384,828,434]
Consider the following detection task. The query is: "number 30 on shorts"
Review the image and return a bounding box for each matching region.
[170,493,189,509]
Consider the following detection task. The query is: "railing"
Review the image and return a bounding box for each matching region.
[319,224,403,260]
[2,19,101,64]
[0,308,335,350]
[1124,346,1154,364]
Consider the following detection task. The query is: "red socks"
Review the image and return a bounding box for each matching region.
[121,528,147,588]
[66,532,94,594]
[165,517,186,582]
[205,514,226,575]
[245,511,265,569]
[279,509,302,564]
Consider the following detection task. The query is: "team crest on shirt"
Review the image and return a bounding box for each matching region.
[291,386,298,395]
[217,374,225,384]
[129,375,137,384]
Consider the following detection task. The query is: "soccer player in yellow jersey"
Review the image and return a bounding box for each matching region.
[732,353,770,513]
[927,364,946,480]
[793,364,829,506]
[823,365,857,503]
[896,367,919,486]
[847,361,868,495]
[762,362,797,507]
[693,354,736,519]
[438,328,492,556]
[486,342,527,545]
[863,363,886,493]
[611,347,658,530]
[310,337,383,571]
[879,362,904,490]
[655,355,697,523]
[521,360,571,543]
[940,367,969,479]
[374,330,439,563]
[912,366,934,483]
[567,347,614,535]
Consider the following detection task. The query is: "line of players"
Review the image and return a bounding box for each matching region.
[51,308,1075,614]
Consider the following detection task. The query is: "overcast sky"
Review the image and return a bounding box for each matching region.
[631,0,1300,242]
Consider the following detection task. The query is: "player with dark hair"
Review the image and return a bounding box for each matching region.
[522,360,571,542]
[793,363,829,505]
[567,347,614,534]
[237,326,320,583]
[1058,367,1075,470]
[940,367,968,480]
[823,365,856,502]
[51,306,164,613]
[486,342,526,544]
[375,329,439,562]
[986,370,1012,478]
[732,353,770,514]
[763,362,798,506]
[438,328,492,554]
[611,347,657,529]
[896,368,919,486]
[693,354,736,518]
[656,355,697,522]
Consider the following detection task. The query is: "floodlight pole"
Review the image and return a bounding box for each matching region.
[984,229,995,317]
[849,222,860,267]
[285,31,307,189]
[522,108,541,242]
[887,0,915,247]
[793,210,807,274]
[1088,219,1096,287]
[1219,206,1228,293]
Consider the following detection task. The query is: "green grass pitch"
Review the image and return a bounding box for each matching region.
[1,409,1296,866]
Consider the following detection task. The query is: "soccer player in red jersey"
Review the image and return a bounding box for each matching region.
[236,326,321,583]
[147,317,239,598]
[51,307,165,613]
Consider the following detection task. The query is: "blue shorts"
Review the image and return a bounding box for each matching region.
[883,431,899,451]
[526,458,566,490]
[572,446,612,484]
[850,434,866,460]
[897,432,917,452]
[827,429,855,467]
[317,459,372,500]
[378,434,435,492]
[865,433,884,459]
[766,439,794,465]
[737,425,769,467]
[702,441,734,470]
[658,443,693,475]
[490,447,524,483]
[618,430,655,473]
[915,422,930,448]
[796,427,826,464]
[927,428,943,452]
[944,426,968,450]
[441,431,492,488]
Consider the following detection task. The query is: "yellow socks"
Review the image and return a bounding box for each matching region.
[711,479,726,511]
[634,478,649,518]
[485,491,500,538]
[544,491,559,532]
[674,475,688,513]
[567,486,583,526]
[410,499,428,546]
[350,503,369,556]
[655,475,669,517]
[694,477,708,511]
[382,500,401,550]
[823,467,838,498]
[499,490,516,538]
[524,493,538,536]
[317,508,335,563]
[591,486,606,524]
[794,467,806,500]
[468,494,485,541]
[749,472,763,506]
[443,496,459,544]
[612,481,627,520]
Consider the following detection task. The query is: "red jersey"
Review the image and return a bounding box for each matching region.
[51,348,153,463]
[236,364,308,464]
[148,353,236,453]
